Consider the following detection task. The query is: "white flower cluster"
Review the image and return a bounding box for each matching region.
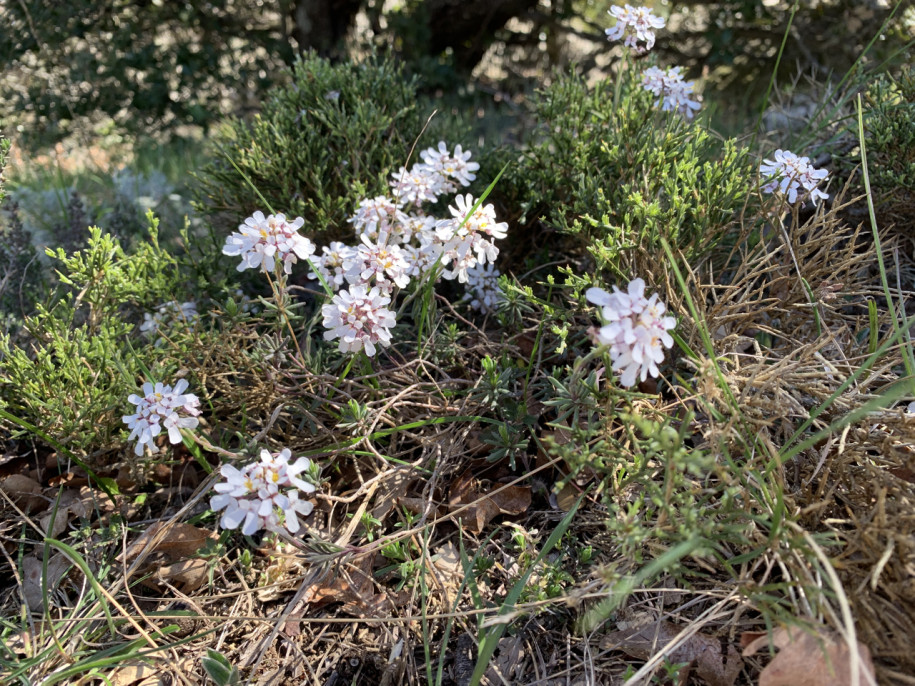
[464,264,505,314]
[210,449,316,535]
[122,380,201,456]
[605,4,665,53]
[586,279,676,387]
[605,6,704,120]
[223,211,316,274]
[759,149,829,206]
[140,300,198,338]
[309,141,507,356]
[322,284,397,356]
[218,143,504,358]
[436,193,508,283]
[641,66,702,119]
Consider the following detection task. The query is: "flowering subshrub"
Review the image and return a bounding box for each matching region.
[217,140,509,357]
[210,449,317,536]
[122,379,201,456]
[586,279,676,387]
[759,149,829,206]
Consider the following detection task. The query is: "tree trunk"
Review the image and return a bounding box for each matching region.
[419,0,540,72]
[290,0,362,56]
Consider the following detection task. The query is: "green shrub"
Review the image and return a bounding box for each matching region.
[504,65,753,282]
[856,64,915,233]
[194,52,425,243]
[0,215,200,460]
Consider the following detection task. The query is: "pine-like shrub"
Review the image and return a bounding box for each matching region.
[0,216,199,459]
[857,64,915,237]
[194,52,424,243]
[504,66,753,280]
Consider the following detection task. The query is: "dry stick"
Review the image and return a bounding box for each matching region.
[27,589,733,628]
[316,466,399,504]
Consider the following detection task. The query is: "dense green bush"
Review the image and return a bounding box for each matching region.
[0,216,201,459]
[194,53,426,243]
[504,65,753,281]
[857,64,915,236]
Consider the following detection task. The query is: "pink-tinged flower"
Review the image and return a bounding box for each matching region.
[348,196,408,241]
[419,142,480,189]
[322,284,397,357]
[346,233,411,290]
[759,149,829,206]
[308,242,357,289]
[435,194,507,282]
[395,213,438,245]
[443,194,508,241]
[586,279,676,387]
[640,66,701,119]
[123,379,201,456]
[223,211,315,275]
[605,5,665,53]
[210,449,317,536]
[280,490,315,534]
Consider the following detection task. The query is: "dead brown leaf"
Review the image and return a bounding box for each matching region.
[603,618,742,686]
[448,469,531,533]
[368,467,418,522]
[283,552,405,635]
[396,496,445,518]
[485,637,526,684]
[1,474,46,512]
[301,552,377,609]
[22,551,73,612]
[742,625,876,686]
[107,660,167,686]
[38,489,94,538]
[124,522,217,592]
[554,482,579,512]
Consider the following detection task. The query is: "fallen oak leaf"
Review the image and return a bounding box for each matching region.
[123,522,218,592]
[742,625,876,686]
[283,552,401,636]
[0,474,46,512]
[448,469,532,533]
[602,617,742,686]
